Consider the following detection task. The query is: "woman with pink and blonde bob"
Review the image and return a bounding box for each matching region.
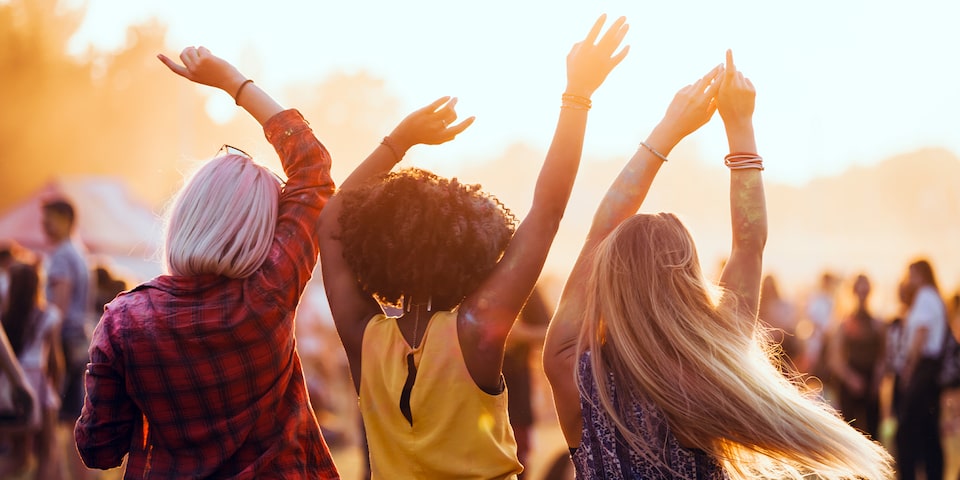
[74,47,340,478]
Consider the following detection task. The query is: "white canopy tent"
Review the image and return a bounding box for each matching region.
[0,177,164,282]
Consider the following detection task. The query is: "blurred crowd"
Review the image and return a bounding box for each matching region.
[0,198,129,479]
[2,196,959,480]
[758,265,960,480]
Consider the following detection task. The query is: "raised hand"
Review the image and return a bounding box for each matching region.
[158,46,246,95]
[565,14,630,98]
[388,97,475,150]
[657,64,724,145]
[717,49,756,129]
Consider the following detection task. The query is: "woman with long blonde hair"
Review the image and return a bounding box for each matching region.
[543,51,894,479]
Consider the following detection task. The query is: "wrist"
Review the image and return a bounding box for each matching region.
[380,136,408,163]
[386,131,416,152]
[563,84,593,100]
[724,122,756,153]
[645,124,682,156]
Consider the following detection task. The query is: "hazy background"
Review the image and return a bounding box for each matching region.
[1,0,959,316]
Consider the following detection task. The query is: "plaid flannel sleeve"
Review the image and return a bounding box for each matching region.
[75,306,140,469]
[252,109,335,312]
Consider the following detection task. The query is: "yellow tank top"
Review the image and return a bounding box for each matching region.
[359,310,522,479]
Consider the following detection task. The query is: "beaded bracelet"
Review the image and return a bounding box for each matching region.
[381,136,403,162]
[639,141,669,163]
[561,93,592,110]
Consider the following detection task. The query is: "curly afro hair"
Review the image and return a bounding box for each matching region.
[338,167,517,309]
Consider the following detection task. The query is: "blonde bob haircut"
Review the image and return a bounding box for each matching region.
[163,153,281,279]
[578,213,893,479]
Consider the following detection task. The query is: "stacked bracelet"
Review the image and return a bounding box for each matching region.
[639,141,669,163]
[561,93,592,110]
[381,136,402,162]
[724,152,764,170]
[234,79,254,106]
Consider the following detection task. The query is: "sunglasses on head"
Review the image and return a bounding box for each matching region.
[216,144,285,187]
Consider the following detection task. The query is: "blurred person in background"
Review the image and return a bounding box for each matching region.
[878,280,915,451]
[503,284,551,478]
[40,197,92,480]
[940,291,960,480]
[0,244,39,476]
[758,274,800,370]
[91,264,127,315]
[827,273,884,440]
[799,272,840,385]
[0,260,64,479]
[895,259,947,480]
[0,242,28,312]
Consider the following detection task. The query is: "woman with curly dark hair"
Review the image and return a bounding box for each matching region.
[319,15,628,478]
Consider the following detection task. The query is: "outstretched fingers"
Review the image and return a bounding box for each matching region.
[597,16,629,53]
[420,96,452,115]
[180,46,200,71]
[609,44,630,70]
[157,54,189,78]
[445,116,476,138]
[701,64,724,96]
[437,97,473,137]
[437,97,459,123]
[565,15,630,97]
[583,14,608,45]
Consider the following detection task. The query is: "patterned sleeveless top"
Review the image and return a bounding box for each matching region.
[572,351,728,479]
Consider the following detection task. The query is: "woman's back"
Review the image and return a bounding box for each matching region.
[359,310,521,479]
[76,104,340,479]
[89,270,333,477]
[573,351,727,480]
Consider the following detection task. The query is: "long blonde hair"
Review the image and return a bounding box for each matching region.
[578,213,893,479]
[164,154,280,279]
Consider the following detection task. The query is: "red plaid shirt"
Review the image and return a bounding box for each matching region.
[75,110,340,479]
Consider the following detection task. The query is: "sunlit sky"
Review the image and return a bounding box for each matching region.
[65,0,960,185]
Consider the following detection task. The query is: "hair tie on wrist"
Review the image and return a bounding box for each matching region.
[234,79,254,106]
[724,152,764,170]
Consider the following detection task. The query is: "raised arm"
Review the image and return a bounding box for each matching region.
[716,50,767,323]
[457,15,629,391]
[160,47,334,309]
[319,99,473,391]
[159,47,282,126]
[341,97,474,191]
[544,64,722,446]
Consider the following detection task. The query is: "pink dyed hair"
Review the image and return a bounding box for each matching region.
[163,154,281,278]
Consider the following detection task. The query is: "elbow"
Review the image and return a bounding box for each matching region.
[75,420,128,470]
[543,352,564,387]
[75,439,126,470]
[527,204,565,237]
[543,341,576,387]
